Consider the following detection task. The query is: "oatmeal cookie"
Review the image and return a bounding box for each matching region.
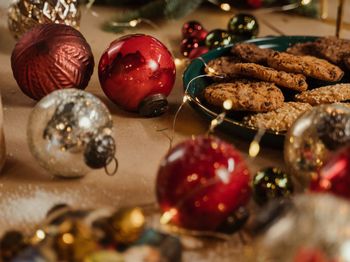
[231,43,274,65]
[243,102,312,132]
[267,52,344,82]
[295,83,350,105]
[205,58,308,91]
[203,80,284,112]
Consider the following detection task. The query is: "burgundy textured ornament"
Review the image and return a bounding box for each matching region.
[98,34,176,117]
[11,24,94,100]
[180,38,200,57]
[182,21,208,41]
[156,136,251,231]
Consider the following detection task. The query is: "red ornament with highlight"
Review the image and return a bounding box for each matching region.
[182,21,208,41]
[98,34,176,117]
[11,24,94,100]
[310,146,350,199]
[156,136,251,231]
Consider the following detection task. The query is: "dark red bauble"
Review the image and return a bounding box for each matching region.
[182,21,207,41]
[11,24,94,100]
[310,146,350,199]
[98,34,176,117]
[156,136,251,231]
[180,38,200,57]
[188,46,209,59]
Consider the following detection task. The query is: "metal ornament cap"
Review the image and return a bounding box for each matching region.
[138,94,169,117]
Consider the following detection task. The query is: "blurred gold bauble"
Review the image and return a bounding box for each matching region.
[109,207,146,245]
[52,220,98,262]
[284,104,350,187]
[8,0,81,39]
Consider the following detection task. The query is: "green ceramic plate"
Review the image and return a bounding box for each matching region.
[183,36,325,148]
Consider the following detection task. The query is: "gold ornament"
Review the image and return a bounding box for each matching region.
[50,220,98,261]
[8,0,81,39]
[284,104,350,187]
[109,207,146,245]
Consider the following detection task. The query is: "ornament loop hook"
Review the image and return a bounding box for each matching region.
[105,156,119,176]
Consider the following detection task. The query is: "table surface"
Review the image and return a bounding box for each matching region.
[0,2,349,260]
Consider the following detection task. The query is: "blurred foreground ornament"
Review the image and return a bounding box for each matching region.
[27,89,117,178]
[250,194,350,262]
[109,207,146,245]
[11,23,94,100]
[310,146,350,200]
[253,167,294,206]
[227,13,259,39]
[156,136,251,231]
[284,104,350,187]
[98,34,176,117]
[8,0,81,39]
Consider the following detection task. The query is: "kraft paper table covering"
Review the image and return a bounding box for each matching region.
[0,2,349,246]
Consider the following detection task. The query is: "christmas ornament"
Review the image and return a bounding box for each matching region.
[8,0,81,39]
[247,0,262,9]
[310,146,350,200]
[156,136,251,231]
[27,89,116,178]
[227,13,259,39]
[205,29,234,49]
[109,207,146,245]
[284,104,350,187]
[11,23,94,101]
[182,21,207,41]
[0,231,27,261]
[52,220,97,261]
[253,167,294,206]
[252,194,350,262]
[98,34,176,117]
[180,38,200,57]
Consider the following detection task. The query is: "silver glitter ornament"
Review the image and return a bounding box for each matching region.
[284,104,350,187]
[27,89,116,178]
[8,0,81,39]
[250,194,350,262]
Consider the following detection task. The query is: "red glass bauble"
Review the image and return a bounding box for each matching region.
[247,0,263,8]
[182,21,207,41]
[188,46,209,59]
[98,34,176,117]
[180,38,200,57]
[156,136,251,231]
[11,24,94,100]
[310,146,350,199]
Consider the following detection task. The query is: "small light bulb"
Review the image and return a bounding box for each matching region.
[301,0,311,5]
[174,58,182,66]
[160,208,178,225]
[129,19,139,27]
[249,140,260,158]
[220,3,231,11]
[223,99,233,110]
[35,229,46,240]
[183,95,189,103]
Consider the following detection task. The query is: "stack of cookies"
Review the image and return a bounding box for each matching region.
[203,37,350,132]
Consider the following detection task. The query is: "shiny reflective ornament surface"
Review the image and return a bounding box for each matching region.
[182,21,208,41]
[227,13,259,39]
[109,207,146,245]
[251,194,350,262]
[253,167,294,206]
[98,34,176,117]
[310,146,350,199]
[27,89,115,178]
[156,136,251,231]
[284,104,350,187]
[11,23,94,100]
[8,0,81,39]
[205,29,234,49]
